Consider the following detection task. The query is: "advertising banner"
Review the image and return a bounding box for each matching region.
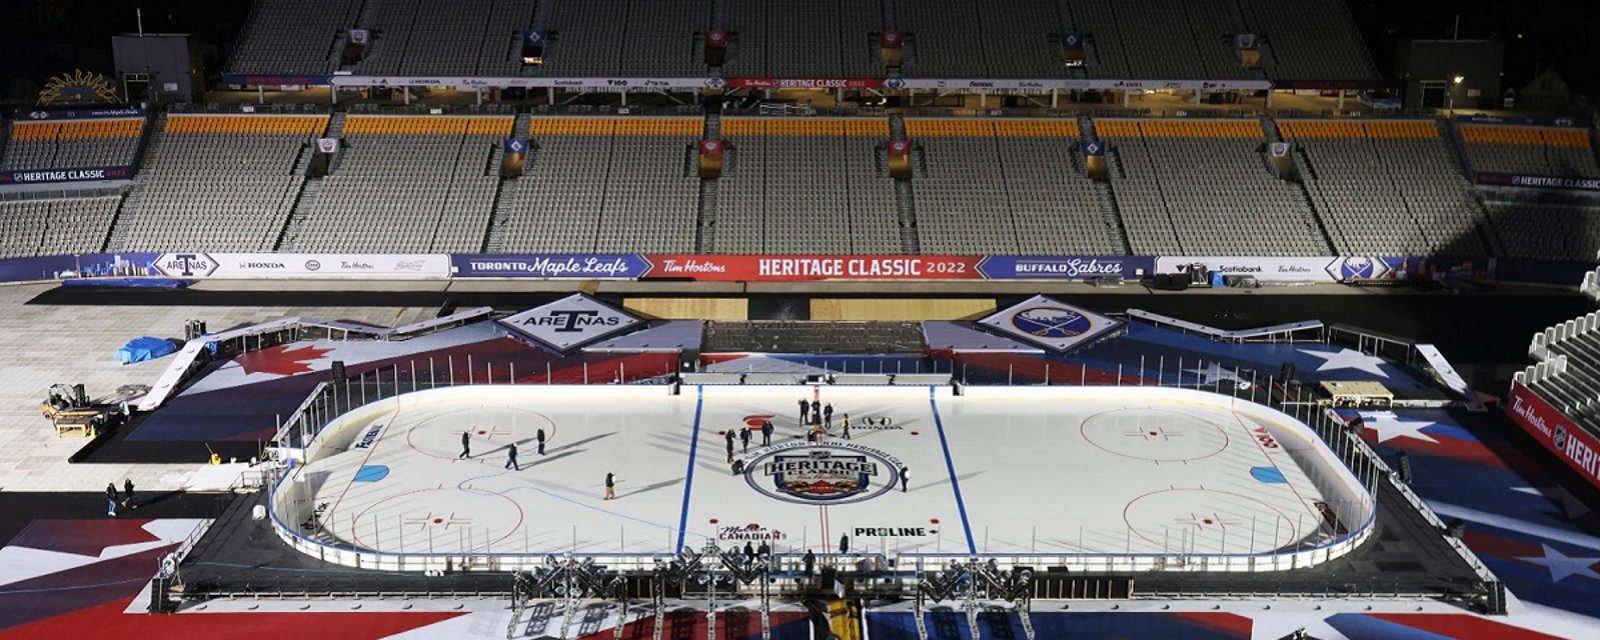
[496,293,643,353]
[0,166,131,185]
[149,253,450,279]
[1154,256,1411,283]
[0,253,159,283]
[13,108,145,121]
[976,256,1148,280]
[724,78,886,90]
[642,255,986,281]
[1457,114,1584,127]
[451,254,652,279]
[1508,381,1600,490]
[895,78,1273,91]
[1476,172,1600,192]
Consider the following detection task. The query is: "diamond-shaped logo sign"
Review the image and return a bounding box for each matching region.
[975,295,1124,353]
[497,293,642,353]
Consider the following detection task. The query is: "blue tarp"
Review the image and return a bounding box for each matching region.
[116,337,177,365]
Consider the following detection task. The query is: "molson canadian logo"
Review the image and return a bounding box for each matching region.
[743,441,901,505]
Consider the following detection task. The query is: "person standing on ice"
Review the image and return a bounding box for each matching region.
[604,472,616,500]
[740,425,752,452]
[725,429,736,463]
[761,419,774,446]
[459,430,471,459]
[810,399,822,425]
[798,398,809,424]
[823,403,834,429]
[536,428,546,455]
[505,443,519,470]
[803,549,816,576]
[841,414,851,440]
[898,465,909,492]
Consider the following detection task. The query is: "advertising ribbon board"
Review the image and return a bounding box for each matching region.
[150,253,450,279]
[641,255,985,281]
[1507,381,1600,490]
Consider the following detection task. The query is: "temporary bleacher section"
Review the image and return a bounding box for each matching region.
[714,118,900,254]
[350,0,535,76]
[227,0,360,75]
[280,116,509,253]
[1237,0,1378,81]
[1460,125,1600,178]
[1280,120,1489,256]
[1585,267,1600,303]
[0,196,121,258]
[1523,309,1600,437]
[1,117,143,171]
[107,115,327,252]
[488,117,700,253]
[1097,118,1327,256]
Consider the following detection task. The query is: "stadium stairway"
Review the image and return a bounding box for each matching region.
[1264,117,1339,255]
[1436,120,1507,256]
[101,114,166,252]
[274,113,340,251]
[1081,116,1133,254]
[694,114,718,253]
[888,115,922,253]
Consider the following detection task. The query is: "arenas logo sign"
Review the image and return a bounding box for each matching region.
[743,441,903,505]
[495,293,642,353]
[153,253,219,277]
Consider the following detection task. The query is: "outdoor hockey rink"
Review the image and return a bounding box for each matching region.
[274,384,1372,568]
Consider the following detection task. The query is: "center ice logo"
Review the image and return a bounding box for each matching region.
[744,442,902,505]
[1011,306,1093,338]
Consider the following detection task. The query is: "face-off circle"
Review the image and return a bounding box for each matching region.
[742,441,903,505]
[351,488,524,553]
[1121,488,1299,553]
[1079,408,1229,463]
[403,406,556,459]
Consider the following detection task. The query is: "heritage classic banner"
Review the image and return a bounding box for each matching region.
[1507,381,1600,490]
[0,166,131,185]
[641,255,986,281]
[1476,172,1600,192]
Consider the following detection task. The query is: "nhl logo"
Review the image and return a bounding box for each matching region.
[745,442,901,505]
[1554,426,1567,451]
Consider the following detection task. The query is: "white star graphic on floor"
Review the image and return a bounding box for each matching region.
[1358,411,1438,444]
[1298,347,1391,378]
[1517,543,1600,583]
[1512,486,1593,519]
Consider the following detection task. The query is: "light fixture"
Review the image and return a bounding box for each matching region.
[1453,75,1465,84]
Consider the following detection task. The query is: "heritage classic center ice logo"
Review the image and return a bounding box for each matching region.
[744,441,902,505]
[1010,306,1093,338]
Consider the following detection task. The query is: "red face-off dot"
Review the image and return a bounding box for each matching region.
[1149,431,1158,436]
[1203,519,1214,525]
[709,518,719,525]
[930,519,940,525]
[910,431,920,436]
[477,430,487,435]
[433,518,444,524]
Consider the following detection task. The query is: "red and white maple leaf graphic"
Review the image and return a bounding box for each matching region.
[235,344,334,376]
